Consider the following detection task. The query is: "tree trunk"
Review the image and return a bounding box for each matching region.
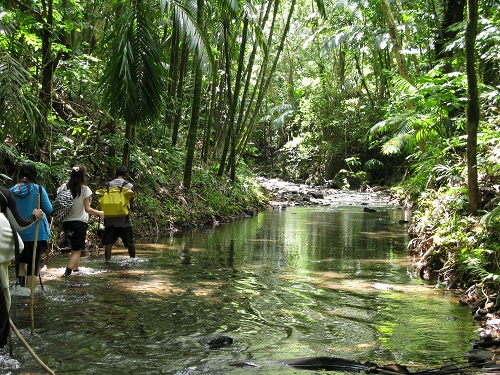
[183,0,204,190]
[435,0,466,62]
[237,0,296,158]
[465,0,480,215]
[235,0,274,157]
[38,0,58,158]
[394,0,421,76]
[228,18,249,181]
[212,64,227,156]
[217,20,234,177]
[122,121,132,169]
[202,79,217,162]
[339,46,345,88]
[165,14,180,134]
[172,37,189,146]
[380,0,410,82]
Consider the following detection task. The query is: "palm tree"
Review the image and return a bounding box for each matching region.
[101,0,166,168]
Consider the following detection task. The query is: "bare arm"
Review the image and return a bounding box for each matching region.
[84,196,104,220]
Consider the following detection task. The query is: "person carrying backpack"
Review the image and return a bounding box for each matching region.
[0,187,42,347]
[10,162,52,287]
[101,166,136,261]
[60,165,104,277]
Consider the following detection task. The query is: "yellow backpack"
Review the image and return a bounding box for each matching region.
[96,181,134,217]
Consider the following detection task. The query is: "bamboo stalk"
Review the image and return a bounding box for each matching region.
[9,318,56,375]
[30,193,41,335]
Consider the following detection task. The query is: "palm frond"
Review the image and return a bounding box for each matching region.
[0,51,40,141]
[314,0,326,19]
[389,72,417,94]
[266,104,295,130]
[482,204,500,226]
[381,133,415,154]
[102,0,166,126]
[221,0,239,14]
[369,113,412,137]
[173,1,215,75]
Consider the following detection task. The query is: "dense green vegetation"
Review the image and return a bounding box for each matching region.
[1,0,499,300]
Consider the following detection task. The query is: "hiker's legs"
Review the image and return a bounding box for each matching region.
[23,242,47,286]
[102,226,118,261]
[0,262,11,312]
[62,250,81,276]
[17,242,31,286]
[62,222,87,277]
[68,250,81,269]
[105,244,113,260]
[73,256,80,271]
[0,285,8,348]
[17,263,27,286]
[127,244,136,258]
[18,263,27,277]
[121,226,136,258]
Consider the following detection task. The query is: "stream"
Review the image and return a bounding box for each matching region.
[0,189,477,374]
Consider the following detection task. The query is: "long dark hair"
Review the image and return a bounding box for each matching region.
[67,165,87,198]
[14,162,38,193]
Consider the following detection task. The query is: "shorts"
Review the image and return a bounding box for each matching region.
[62,221,88,251]
[102,226,135,247]
[19,241,48,275]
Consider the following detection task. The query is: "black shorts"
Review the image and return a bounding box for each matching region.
[19,241,48,275]
[62,221,88,251]
[102,226,135,247]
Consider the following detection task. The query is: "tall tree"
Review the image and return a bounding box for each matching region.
[183,0,205,190]
[465,0,480,215]
[380,0,410,82]
[234,0,297,167]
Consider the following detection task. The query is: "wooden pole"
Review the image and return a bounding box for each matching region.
[9,318,57,375]
[30,193,40,335]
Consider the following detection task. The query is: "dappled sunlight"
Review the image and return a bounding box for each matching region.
[311,279,380,294]
[307,271,350,280]
[109,268,184,297]
[359,231,408,240]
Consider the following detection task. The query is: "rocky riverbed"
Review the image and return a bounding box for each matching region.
[257,177,401,209]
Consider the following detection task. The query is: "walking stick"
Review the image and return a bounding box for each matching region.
[46,217,54,267]
[30,190,41,335]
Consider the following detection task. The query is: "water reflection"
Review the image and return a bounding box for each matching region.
[2,204,476,374]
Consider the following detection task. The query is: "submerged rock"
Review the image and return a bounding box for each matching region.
[283,357,368,372]
[207,335,233,349]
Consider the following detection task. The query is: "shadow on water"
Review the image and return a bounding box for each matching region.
[1,203,477,374]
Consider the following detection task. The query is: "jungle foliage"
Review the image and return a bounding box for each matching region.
[0,0,500,293]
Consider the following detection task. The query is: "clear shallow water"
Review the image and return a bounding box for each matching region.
[1,203,477,374]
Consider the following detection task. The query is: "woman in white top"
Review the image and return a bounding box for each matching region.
[60,165,104,277]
